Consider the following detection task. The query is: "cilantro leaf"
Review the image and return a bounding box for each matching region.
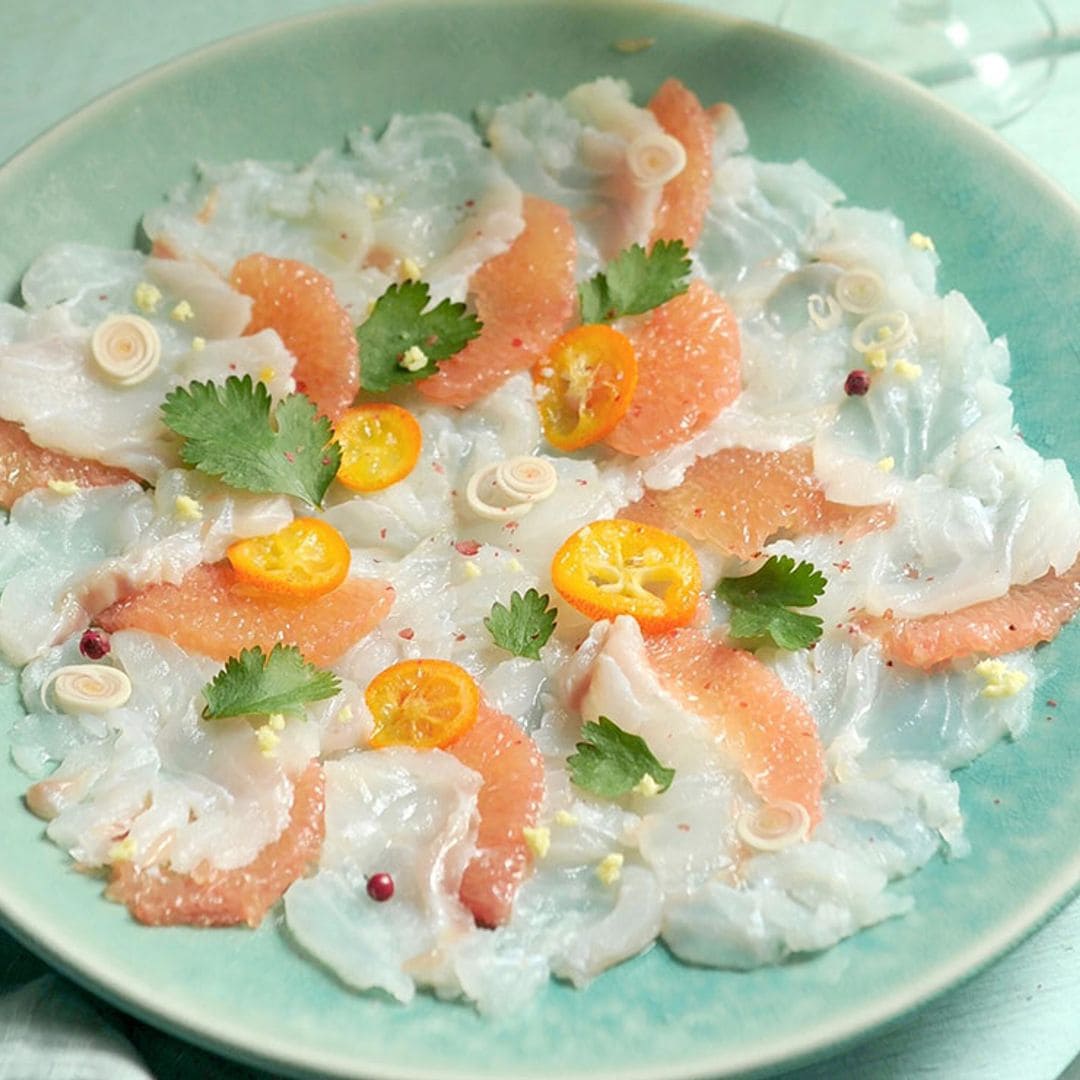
[357,280,482,392]
[726,605,824,652]
[715,555,827,651]
[202,644,341,720]
[484,589,558,660]
[161,376,340,508]
[579,240,691,324]
[717,554,827,608]
[567,716,675,799]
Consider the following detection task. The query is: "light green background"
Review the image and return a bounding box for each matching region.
[0,3,1076,1079]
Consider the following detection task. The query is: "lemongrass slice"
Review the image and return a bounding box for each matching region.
[735,800,811,852]
[493,456,558,505]
[90,314,161,386]
[626,132,687,187]
[465,463,534,521]
[851,310,912,354]
[835,268,886,314]
[807,293,842,331]
[42,664,132,715]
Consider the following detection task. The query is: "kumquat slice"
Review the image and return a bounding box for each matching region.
[226,517,351,599]
[365,658,481,749]
[335,403,423,493]
[551,519,701,634]
[532,324,638,451]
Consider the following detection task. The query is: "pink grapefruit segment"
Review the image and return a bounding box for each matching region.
[229,253,359,421]
[621,445,893,559]
[106,761,325,928]
[648,78,714,249]
[861,558,1080,670]
[646,627,825,824]
[606,280,741,456]
[417,196,577,408]
[0,419,136,509]
[149,237,179,260]
[447,702,544,928]
[97,562,393,666]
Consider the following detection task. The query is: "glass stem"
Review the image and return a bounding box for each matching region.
[894,0,951,22]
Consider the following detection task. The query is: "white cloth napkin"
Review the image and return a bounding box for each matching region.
[0,976,152,1080]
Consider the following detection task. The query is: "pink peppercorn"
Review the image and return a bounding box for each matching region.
[844,369,871,396]
[79,629,111,660]
[366,872,395,902]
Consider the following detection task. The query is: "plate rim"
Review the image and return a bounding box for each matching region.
[0,2,1078,1078]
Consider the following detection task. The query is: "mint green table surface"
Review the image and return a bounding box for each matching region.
[0,3,1077,1079]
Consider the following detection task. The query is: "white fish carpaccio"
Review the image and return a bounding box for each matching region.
[0,79,1077,1018]
[810,290,1080,615]
[18,631,319,873]
[283,748,481,1004]
[324,372,639,689]
[561,616,721,774]
[550,614,968,968]
[20,245,252,341]
[145,113,524,310]
[0,246,295,479]
[451,863,664,1016]
[0,484,147,666]
[770,634,1034,776]
[485,77,673,274]
[0,473,291,664]
[348,113,523,304]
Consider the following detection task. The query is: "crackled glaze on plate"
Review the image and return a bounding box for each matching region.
[0,2,1077,1078]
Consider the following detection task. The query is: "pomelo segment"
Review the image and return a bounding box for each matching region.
[229,253,358,421]
[645,627,824,824]
[106,761,324,928]
[447,702,544,928]
[97,562,393,666]
[648,78,714,249]
[861,558,1080,670]
[606,281,740,456]
[0,418,135,509]
[418,196,577,407]
[622,445,893,559]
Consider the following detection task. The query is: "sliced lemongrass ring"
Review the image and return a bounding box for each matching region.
[807,293,842,331]
[851,310,912,354]
[493,457,558,505]
[41,664,132,715]
[735,800,811,852]
[465,463,534,521]
[90,314,161,386]
[835,268,886,314]
[626,132,687,186]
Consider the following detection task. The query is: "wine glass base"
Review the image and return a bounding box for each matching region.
[776,0,1059,128]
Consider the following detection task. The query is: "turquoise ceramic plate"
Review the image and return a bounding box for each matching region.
[0,3,1078,1078]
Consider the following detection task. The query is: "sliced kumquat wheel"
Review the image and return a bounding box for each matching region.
[335,403,422,493]
[551,519,701,634]
[226,517,351,599]
[365,659,481,749]
[533,324,638,451]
